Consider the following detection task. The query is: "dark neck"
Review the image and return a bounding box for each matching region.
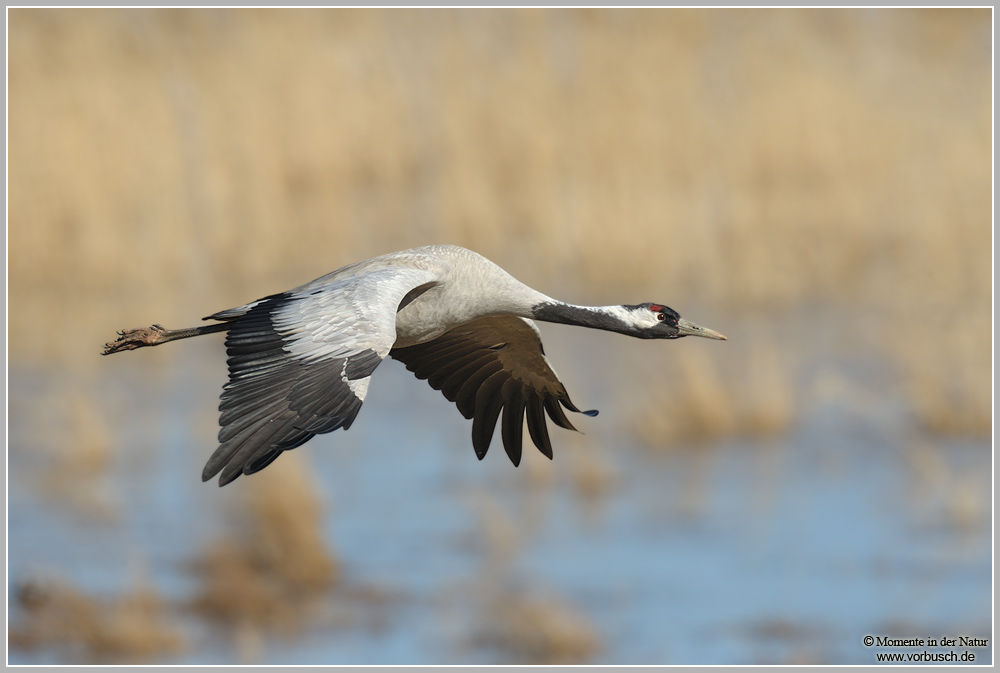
[530,301,637,336]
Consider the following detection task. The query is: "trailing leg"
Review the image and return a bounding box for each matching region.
[102,322,230,355]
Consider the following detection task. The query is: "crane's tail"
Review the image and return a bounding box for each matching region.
[101,321,231,355]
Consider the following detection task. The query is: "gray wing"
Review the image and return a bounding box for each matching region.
[390,315,597,466]
[203,267,440,486]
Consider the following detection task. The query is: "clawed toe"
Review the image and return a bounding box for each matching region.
[101,326,167,355]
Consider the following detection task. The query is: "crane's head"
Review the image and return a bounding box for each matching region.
[628,303,728,340]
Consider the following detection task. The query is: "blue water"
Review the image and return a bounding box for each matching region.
[7,327,992,665]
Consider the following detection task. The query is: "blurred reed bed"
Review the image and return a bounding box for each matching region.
[8,9,990,439]
[187,454,340,638]
[895,307,992,437]
[8,9,990,350]
[737,618,830,665]
[900,439,991,535]
[9,375,118,518]
[632,338,796,450]
[455,492,602,664]
[9,450,398,664]
[471,589,601,664]
[9,574,186,663]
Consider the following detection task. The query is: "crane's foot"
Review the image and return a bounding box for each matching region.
[102,325,169,355]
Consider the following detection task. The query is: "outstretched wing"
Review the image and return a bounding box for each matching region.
[390,315,597,466]
[203,267,440,486]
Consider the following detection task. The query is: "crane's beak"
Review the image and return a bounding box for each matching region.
[677,318,728,340]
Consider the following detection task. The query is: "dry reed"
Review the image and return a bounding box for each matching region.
[9,576,186,663]
[11,380,119,518]
[567,443,618,505]
[187,454,339,638]
[472,589,601,664]
[633,339,796,450]
[7,12,989,331]
[900,439,991,534]
[9,9,988,441]
[894,308,992,437]
[458,488,602,663]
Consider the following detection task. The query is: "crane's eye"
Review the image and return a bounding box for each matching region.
[656,313,666,321]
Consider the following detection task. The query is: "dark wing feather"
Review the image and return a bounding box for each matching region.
[202,300,378,486]
[390,315,597,464]
[201,266,440,486]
